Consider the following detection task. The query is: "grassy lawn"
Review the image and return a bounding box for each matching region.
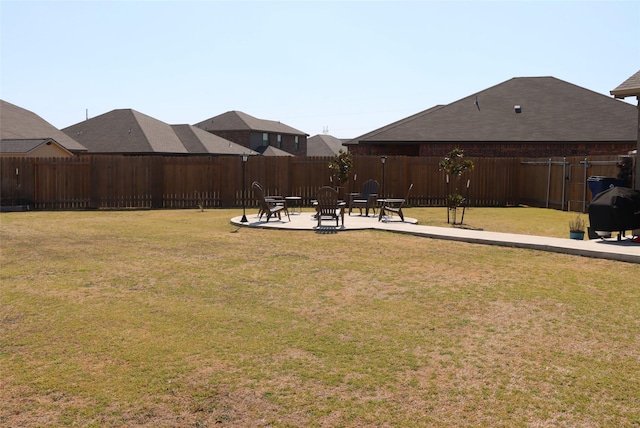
[1,208,639,427]
[402,206,600,239]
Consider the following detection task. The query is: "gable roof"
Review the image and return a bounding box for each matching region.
[254,145,294,156]
[307,134,345,156]
[194,110,308,136]
[348,77,638,144]
[611,70,640,99]
[1,100,87,152]
[0,138,73,156]
[63,109,258,155]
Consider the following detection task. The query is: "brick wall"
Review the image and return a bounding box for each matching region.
[348,142,635,158]
[207,130,252,148]
[279,133,307,155]
[205,130,307,155]
[346,144,420,156]
[417,142,636,158]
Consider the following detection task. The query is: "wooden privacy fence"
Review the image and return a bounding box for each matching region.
[0,154,624,211]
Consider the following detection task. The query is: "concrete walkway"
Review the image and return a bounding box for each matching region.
[231,210,640,264]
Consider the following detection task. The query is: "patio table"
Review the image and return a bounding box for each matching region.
[285,196,302,214]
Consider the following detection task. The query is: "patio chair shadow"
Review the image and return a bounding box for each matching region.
[314,225,343,234]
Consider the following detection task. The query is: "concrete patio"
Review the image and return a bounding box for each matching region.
[231,210,640,264]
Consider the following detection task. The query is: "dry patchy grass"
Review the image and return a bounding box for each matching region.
[1,208,639,427]
[411,206,612,239]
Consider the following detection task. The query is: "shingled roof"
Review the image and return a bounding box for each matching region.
[171,125,258,155]
[347,77,637,145]
[1,100,87,152]
[0,138,73,155]
[307,134,346,156]
[611,70,640,99]
[254,145,294,156]
[344,106,445,145]
[194,110,308,136]
[63,109,257,155]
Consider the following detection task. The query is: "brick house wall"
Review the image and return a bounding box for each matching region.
[208,130,252,148]
[347,144,420,156]
[274,133,307,155]
[418,142,637,158]
[348,142,636,158]
[206,130,307,155]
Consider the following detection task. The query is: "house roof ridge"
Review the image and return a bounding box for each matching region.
[129,109,153,150]
[130,109,188,153]
[170,124,207,153]
[307,133,345,156]
[231,110,254,129]
[194,110,308,136]
[349,76,637,144]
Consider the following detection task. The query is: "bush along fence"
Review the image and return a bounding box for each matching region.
[0,154,624,212]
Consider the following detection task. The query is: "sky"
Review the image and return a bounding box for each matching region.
[1,0,639,139]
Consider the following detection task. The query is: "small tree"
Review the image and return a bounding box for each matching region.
[439,148,474,225]
[328,149,353,193]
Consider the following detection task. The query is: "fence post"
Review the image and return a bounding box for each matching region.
[583,157,589,213]
[546,158,551,208]
[561,157,567,211]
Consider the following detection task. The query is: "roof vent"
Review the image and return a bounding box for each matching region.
[514,105,522,114]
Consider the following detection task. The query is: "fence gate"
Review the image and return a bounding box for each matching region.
[571,157,623,212]
[519,158,569,210]
[521,156,621,213]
